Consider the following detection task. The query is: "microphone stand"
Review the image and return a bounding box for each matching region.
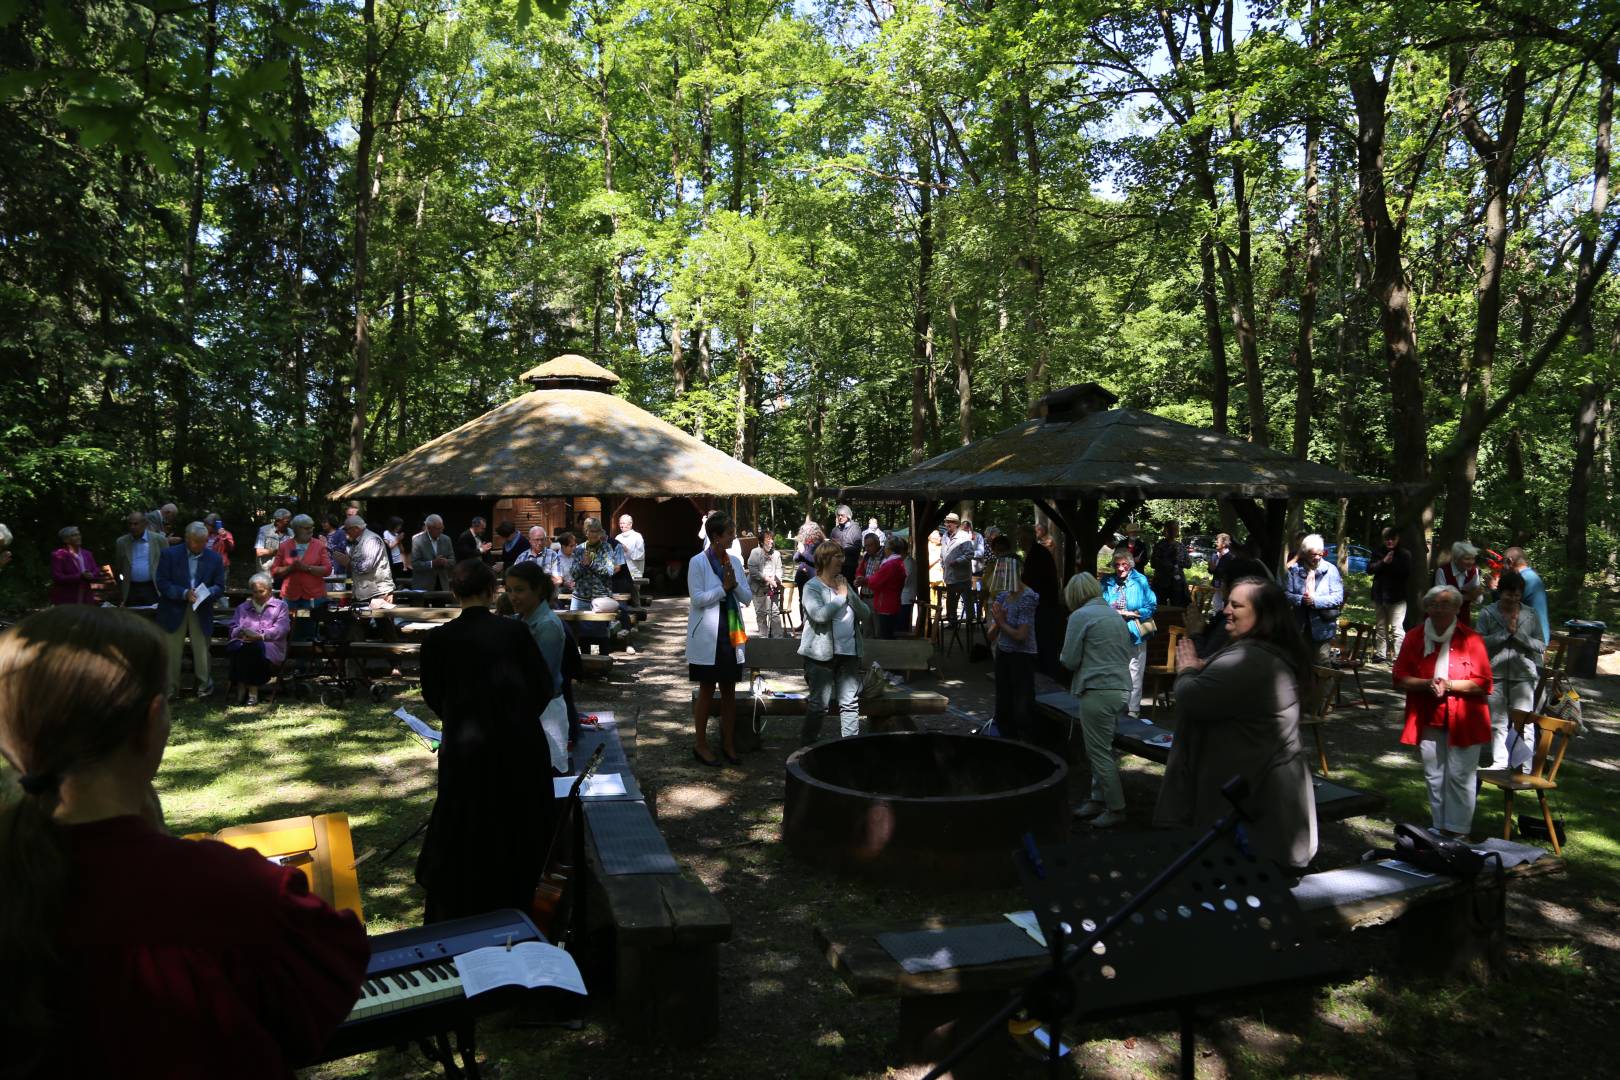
[921,776,1252,1080]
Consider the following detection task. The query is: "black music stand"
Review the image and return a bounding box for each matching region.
[1012,828,1340,1078]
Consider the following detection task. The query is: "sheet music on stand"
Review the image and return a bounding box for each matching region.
[1013,828,1341,1072]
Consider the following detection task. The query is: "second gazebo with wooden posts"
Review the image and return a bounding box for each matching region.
[330,354,796,590]
[840,382,1395,630]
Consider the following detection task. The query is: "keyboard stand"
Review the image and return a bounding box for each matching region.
[414,1023,480,1080]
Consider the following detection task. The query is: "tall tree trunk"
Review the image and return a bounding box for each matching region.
[348,0,379,481]
[670,56,688,396]
[173,0,218,497]
[911,129,933,465]
[1351,61,1430,612]
[1292,104,1321,460]
[1018,86,1048,394]
[950,297,971,445]
[1565,69,1614,608]
[1438,45,1526,551]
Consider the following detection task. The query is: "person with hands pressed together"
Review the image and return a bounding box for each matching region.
[1101,547,1157,719]
[273,514,331,641]
[1477,570,1545,771]
[1435,541,1485,626]
[1156,577,1317,873]
[1393,585,1492,838]
[0,607,368,1077]
[797,538,871,745]
[688,512,752,766]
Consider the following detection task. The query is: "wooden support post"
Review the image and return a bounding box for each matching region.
[1264,498,1290,577]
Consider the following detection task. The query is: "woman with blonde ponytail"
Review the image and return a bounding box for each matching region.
[0,607,367,1078]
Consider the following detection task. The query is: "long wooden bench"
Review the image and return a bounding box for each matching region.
[697,636,948,748]
[1032,689,1387,822]
[816,838,1562,1068]
[570,710,732,1045]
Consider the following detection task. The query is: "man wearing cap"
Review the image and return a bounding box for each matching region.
[829,505,864,577]
[256,509,292,575]
[1121,523,1148,568]
[940,513,976,624]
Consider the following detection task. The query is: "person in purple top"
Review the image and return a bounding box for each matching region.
[227,573,290,705]
[50,526,103,606]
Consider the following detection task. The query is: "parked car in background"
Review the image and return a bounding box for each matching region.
[1324,543,1372,575]
[1184,534,1217,565]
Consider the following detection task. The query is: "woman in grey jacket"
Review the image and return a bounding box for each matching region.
[798,540,871,744]
[1155,577,1318,873]
[1477,569,1545,771]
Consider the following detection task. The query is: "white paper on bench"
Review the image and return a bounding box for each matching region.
[394,707,441,744]
[553,772,628,798]
[454,942,587,999]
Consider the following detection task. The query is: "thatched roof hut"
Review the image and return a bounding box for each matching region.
[331,355,794,500]
[841,382,1395,575]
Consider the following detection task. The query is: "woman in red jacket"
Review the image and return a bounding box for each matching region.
[860,536,910,639]
[0,606,368,1078]
[1393,584,1493,837]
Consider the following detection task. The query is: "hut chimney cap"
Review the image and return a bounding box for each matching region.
[1037,382,1118,423]
[520,353,621,389]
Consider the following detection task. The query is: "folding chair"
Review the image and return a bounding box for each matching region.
[1478,709,1578,856]
[1330,621,1374,710]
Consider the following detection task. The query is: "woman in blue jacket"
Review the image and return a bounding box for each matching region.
[1100,547,1157,719]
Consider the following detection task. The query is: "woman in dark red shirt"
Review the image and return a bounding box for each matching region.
[1392,584,1493,838]
[0,606,368,1079]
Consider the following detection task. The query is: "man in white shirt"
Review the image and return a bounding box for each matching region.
[616,513,646,607]
[939,512,976,624]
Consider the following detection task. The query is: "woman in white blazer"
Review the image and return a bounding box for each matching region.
[687,512,752,766]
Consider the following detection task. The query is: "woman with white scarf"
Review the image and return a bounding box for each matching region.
[1392,585,1493,837]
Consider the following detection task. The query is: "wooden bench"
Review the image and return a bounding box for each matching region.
[698,637,947,748]
[816,841,1562,1068]
[570,710,732,1045]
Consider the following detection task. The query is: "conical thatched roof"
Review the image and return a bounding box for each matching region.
[330,358,795,500]
[842,389,1393,502]
[518,353,620,385]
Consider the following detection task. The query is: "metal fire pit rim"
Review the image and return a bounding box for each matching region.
[784,731,1069,805]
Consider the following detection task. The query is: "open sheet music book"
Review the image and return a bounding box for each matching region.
[454,942,587,999]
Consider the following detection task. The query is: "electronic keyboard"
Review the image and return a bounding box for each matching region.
[316,908,546,1064]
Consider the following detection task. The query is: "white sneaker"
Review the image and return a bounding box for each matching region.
[246,690,259,706]
[1072,800,1107,819]
[1089,809,1127,829]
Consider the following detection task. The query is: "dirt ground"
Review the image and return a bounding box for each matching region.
[322,596,1620,1080]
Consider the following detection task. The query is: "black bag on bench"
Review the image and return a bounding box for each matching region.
[1363,824,1506,935]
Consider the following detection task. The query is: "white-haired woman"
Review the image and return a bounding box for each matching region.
[1435,540,1485,625]
[1100,547,1157,719]
[271,514,330,643]
[1393,585,1492,837]
[227,573,290,705]
[50,525,102,606]
[1060,572,1134,828]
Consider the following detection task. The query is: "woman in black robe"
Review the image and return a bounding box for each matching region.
[416,558,556,922]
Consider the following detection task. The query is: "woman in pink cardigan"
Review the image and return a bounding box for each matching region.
[228,573,291,705]
[271,514,331,642]
[49,525,103,605]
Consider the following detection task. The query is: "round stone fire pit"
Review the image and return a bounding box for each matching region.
[783,732,1068,889]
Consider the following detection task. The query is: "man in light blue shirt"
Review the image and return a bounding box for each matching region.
[1502,547,1550,643]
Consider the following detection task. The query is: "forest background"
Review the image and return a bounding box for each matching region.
[2,0,1617,613]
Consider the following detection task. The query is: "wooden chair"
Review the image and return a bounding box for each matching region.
[1330,621,1375,711]
[1536,636,1570,708]
[1145,625,1187,717]
[1299,663,1345,776]
[1188,583,1216,619]
[1478,710,1577,855]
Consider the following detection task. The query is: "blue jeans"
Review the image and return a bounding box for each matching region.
[801,653,862,744]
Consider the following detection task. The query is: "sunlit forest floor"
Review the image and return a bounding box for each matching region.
[142,590,1620,1079]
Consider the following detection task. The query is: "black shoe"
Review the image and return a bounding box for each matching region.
[722,750,742,766]
[692,748,722,768]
